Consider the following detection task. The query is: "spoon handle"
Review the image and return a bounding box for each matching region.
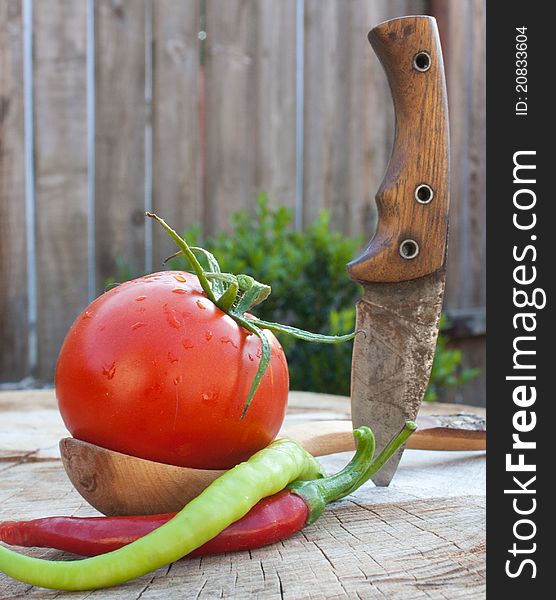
[280,417,485,454]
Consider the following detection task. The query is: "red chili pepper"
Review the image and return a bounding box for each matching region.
[0,423,414,558]
[0,491,306,557]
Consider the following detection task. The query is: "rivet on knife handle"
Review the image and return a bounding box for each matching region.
[348,16,450,283]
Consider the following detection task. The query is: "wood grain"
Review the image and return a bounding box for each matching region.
[0,389,485,598]
[252,0,297,213]
[348,16,449,284]
[203,0,297,234]
[151,0,201,268]
[302,0,427,236]
[0,1,486,409]
[434,0,486,311]
[432,0,486,406]
[0,388,485,461]
[285,417,486,454]
[0,461,485,599]
[58,415,484,516]
[59,437,222,516]
[0,1,28,382]
[33,0,89,380]
[203,0,256,233]
[95,0,146,289]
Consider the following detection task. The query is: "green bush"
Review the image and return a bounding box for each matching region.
[424,315,481,402]
[163,195,478,400]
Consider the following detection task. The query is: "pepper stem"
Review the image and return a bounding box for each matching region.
[289,422,416,524]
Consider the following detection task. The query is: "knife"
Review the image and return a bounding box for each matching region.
[348,16,450,486]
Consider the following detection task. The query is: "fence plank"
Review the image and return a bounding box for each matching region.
[253,1,297,211]
[433,0,486,405]
[204,0,297,234]
[95,0,146,287]
[33,0,89,380]
[151,0,201,267]
[435,0,486,311]
[466,0,487,309]
[303,0,426,237]
[0,1,28,382]
[204,0,256,234]
[0,0,486,400]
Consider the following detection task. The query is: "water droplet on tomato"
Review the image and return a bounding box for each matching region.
[135,296,147,302]
[248,353,254,361]
[131,322,146,330]
[201,391,218,402]
[220,336,238,348]
[182,339,194,350]
[82,311,93,320]
[205,330,213,341]
[174,274,187,283]
[163,303,182,328]
[172,288,186,295]
[173,375,183,385]
[196,299,207,310]
[256,348,262,358]
[102,362,116,379]
[168,352,179,363]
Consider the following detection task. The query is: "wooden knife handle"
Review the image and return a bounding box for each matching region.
[348,16,450,284]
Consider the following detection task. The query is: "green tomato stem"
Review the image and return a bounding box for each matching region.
[145,213,217,304]
[215,282,239,313]
[146,212,356,417]
[190,247,224,296]
[247,317,356,344]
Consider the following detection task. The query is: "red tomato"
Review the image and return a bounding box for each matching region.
[55,271,289,469]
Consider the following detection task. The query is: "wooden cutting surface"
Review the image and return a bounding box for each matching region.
[0,390,485,599]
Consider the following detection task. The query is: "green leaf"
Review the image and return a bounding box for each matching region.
[233,317,271,418]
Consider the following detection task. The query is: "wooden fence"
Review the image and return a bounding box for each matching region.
[0,0,485,404]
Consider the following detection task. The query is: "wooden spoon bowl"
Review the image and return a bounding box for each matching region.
[60,416,485,516]
[59,421,356,516]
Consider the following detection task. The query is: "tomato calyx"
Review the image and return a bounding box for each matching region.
[146,212,356,417]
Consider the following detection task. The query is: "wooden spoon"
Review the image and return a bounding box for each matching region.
[60,414,485,516]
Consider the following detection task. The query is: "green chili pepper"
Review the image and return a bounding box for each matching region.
[0,438,323,591]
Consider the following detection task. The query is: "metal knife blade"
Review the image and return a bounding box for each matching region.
[348,16,450,486]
